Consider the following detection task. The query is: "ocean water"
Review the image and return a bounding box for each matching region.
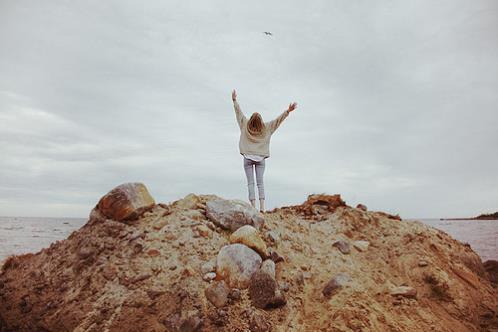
[412,218,498,262]
[0,216,86,263]
[0,216,497,263]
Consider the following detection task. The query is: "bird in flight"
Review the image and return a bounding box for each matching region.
[263,31,273,36]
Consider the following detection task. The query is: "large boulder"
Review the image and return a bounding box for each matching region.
[206,199,264,232]
[229,225,267,258]
[95,183,155,222]
[216,244,262,289]
[248,260,286,309]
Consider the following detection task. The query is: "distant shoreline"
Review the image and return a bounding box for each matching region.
[440,211,498,221]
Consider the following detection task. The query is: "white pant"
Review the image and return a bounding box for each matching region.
[243,157,265,200]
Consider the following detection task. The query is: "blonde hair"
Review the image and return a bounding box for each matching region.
[247,112,264,136]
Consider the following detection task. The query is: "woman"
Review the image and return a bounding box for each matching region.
[232,89,297,212]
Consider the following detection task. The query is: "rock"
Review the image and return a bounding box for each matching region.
[483,260,498,284]
[418,260,429,267]
[332,240,351,254]
[249,311,271,332]
[260,260,276,279]
[195,225,211,238]
[182,266,196,277]
[279,282,290,292]
[271,289,287,307]
[209,309,228,326]
[356,203,367,211]
[248,270,276,309]
[267,230,280,243]
[179,313,203,332]
[147,249,160,257]
[353,240,370,252]
[294,271,305,286]
[206,198,264,232]
[201,259,216,275]
[248,261,285,309]
[230,225,267,258]
[294,194,347,218]
[95,183,155,222]
[390,286,417,299]
[322,273,352,297]
[216,244,262,288]
[268,248,285,263]
[204,280,230,308]
[203,272,216,282]
[174,193,202,210]
[228,288,241,301]
[77,247,94,259]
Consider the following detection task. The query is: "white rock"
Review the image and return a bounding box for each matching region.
[203,272,217,282]
[206,198,264,232]
[216,244,262,289]
[353,240,370,252]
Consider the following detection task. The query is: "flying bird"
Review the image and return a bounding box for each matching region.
[263,31,272,36]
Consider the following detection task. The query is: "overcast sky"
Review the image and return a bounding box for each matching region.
[0,1,497,218]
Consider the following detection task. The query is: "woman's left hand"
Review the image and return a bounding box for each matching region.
[287,102,298,112]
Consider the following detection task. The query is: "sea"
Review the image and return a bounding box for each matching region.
[0,216,497,264]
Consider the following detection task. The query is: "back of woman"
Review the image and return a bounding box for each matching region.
[231,89,297,212]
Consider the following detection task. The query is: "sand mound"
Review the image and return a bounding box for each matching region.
[0,183,497,332]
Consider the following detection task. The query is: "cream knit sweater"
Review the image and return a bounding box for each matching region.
[234,100,289,158]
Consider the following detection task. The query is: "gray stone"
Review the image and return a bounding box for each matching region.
[322,273,352,297]
[267,230,280,243]
[203,272,216,282]
[260,260,276,279]
[356,203,367,211]
[205,280,230,308]
[206,198,264,232]
[390,286,417,299]
[353,240,370,252]
[418,260,429,267]
[268,248,285,263]
[228,288,241,301]
[179,313,203,332]
[249,311,271,332]
[201,259,216,275]
[332,240,351,254]
[216,244,262,289]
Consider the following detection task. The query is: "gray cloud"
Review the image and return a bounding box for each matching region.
[1,0,497,218]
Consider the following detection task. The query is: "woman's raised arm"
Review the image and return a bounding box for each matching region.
[232,89,246,129]
[268,102,297,134]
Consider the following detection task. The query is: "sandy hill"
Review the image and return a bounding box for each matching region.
[0,183,497,332]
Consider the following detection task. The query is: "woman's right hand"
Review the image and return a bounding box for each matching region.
[232,89,237,101]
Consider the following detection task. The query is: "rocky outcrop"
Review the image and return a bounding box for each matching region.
[276,194,346,220]
[0,185,496,331]
[206,198,264,231]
